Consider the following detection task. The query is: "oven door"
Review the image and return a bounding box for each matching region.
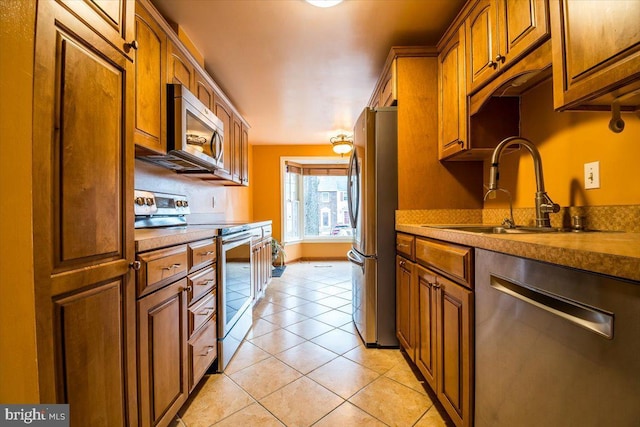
[219,232,253,338]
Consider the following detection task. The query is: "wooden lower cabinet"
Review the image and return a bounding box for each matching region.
[136,237,218,427]
[415,266,438,390]
[252,236,272,299]
[137,278,189,427]
[397,234,474,427]
[396,255,416,361]
[435,273,473,427]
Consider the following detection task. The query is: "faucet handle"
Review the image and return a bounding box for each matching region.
[540,202,561,214]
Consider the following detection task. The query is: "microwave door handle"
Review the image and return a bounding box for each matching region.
[212,130,223,163]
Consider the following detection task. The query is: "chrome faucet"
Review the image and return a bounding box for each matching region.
[488,136,560,228]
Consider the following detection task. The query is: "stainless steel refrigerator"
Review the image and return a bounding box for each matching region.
[347,107,398,347]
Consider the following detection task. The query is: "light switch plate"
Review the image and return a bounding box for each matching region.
[584,161,600,189]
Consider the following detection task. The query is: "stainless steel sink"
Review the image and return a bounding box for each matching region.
[421,225,564,234]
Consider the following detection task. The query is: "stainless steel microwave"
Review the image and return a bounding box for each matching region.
[137,84,224,173]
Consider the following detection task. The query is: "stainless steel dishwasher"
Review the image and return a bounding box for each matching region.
[475,249,640,427]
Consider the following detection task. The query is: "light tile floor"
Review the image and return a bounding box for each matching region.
[173,261,451,427]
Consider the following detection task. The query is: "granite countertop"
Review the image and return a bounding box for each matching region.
[396,223,640,282]
[135,220,272,253]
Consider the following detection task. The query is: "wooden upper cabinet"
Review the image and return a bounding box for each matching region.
[195,70,215,110]
[550,0,640,110]
[467,0,549,93]
[134,3,166,154]
[212,95,233,180]
[240,123,250,186]
[232,115,243,183]
[439,25,468,160]
[57,0,135,57]
[466,0,499,93]
[167,40,194,90]
[379,61,398,107]
[497,0,549,67]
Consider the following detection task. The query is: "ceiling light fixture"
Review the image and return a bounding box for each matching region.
[305,0,343,8]
[330,134,353,156]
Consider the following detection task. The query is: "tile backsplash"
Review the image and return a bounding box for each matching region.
[397,205,640,232]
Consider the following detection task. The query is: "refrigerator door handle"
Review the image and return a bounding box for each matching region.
[347,249,365,272]
[347,149,359,229]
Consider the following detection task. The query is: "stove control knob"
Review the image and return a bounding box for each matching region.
[183,201,189,207]
[146,198,155,206]
[135,197,145,206]
[176,200,183,207]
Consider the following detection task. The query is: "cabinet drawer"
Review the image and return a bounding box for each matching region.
[188,291,216,336]
[188,239,216,273]
[416,238,472,288]
[187,266,216,305]
[137,245,188,297]
[189,317,217,391]
[396,233,416,260]
[262,224,272,239]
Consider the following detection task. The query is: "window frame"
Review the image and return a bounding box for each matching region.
[280,156,351,244]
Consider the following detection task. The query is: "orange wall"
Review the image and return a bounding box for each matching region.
[0,0,40,403]
[251,144,350,260]
[484,80,640,208]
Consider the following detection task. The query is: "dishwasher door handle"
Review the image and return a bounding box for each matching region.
[490,274,614,339]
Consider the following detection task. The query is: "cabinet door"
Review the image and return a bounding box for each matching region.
[439,25,468,160]
[167,40,194,90]
[550,0,640,110]
[437,275,473,427]
[466,0,500,92]
[497,0,549,66]
[415,265,438,391]
[241,123,250,186]
[396,256,416,361]
[32,1,136,424]
[57,0,135,57]
[231,115,243,184]
[212,95,234,179]
[195,70,215,110]
[138,279,189,427]
[133,3,166,153]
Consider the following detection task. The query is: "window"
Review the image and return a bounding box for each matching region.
[282,158,349,242]
[284,164,300,241]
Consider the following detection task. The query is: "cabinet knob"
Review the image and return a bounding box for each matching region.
[129,261,141,271]
[488,60,498,70]
[399,260,406,267]
[181,285,193,293]
[495,53,505,64]
[125,40,139,51]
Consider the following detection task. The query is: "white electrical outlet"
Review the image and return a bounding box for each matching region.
[584,161,600,189]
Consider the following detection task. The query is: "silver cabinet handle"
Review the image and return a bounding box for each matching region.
[198,346,215,356]
[162,263,181,270]
[199,251,215,256]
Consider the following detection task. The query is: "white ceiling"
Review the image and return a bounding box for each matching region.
[151,0,465,145]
